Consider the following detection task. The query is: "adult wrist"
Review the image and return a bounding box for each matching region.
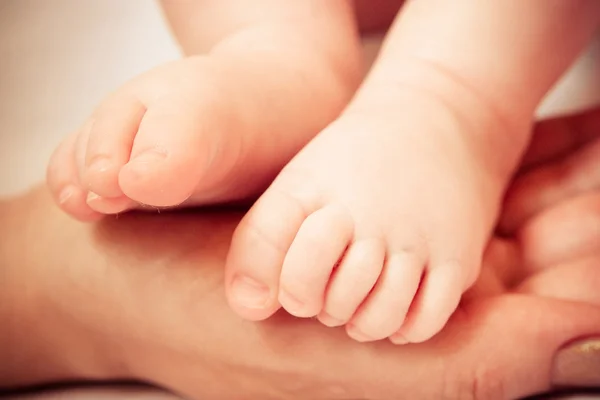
[0,187,129,389]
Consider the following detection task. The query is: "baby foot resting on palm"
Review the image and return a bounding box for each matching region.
[48,0,594,345]
[223,0,592,343]
[225,89,507,343]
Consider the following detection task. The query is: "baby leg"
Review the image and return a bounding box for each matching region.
[47,1,363,219]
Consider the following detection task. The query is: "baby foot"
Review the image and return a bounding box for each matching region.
[225,89,509,344]
[47,46,360,220]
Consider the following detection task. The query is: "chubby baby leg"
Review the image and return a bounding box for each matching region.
[47,1,363,220]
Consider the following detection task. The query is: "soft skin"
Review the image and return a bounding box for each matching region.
[46,0,600,342]
[6,107,600,399]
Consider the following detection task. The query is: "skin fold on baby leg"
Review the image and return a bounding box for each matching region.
[225,0,600,343]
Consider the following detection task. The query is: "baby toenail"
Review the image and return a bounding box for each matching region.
[131,148,168,164]
[230,275,270,309]
[59,185,75,204]
[318,312,344,327]
[86,191,101,205]
[346,325,374,342]
[88,156,112,173]
[278,289,306,314]
[389,332,409,345]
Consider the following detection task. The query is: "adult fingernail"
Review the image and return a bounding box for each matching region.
[551,337,600,387]
[230,275,270,309]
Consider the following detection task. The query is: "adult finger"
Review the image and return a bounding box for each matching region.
[521,106,600,170]
[516,192,600,273]
[500,135,600,234]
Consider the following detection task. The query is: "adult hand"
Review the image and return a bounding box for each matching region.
[3,104,600,399]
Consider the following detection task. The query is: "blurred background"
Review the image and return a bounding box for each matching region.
[0,0,180,195]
